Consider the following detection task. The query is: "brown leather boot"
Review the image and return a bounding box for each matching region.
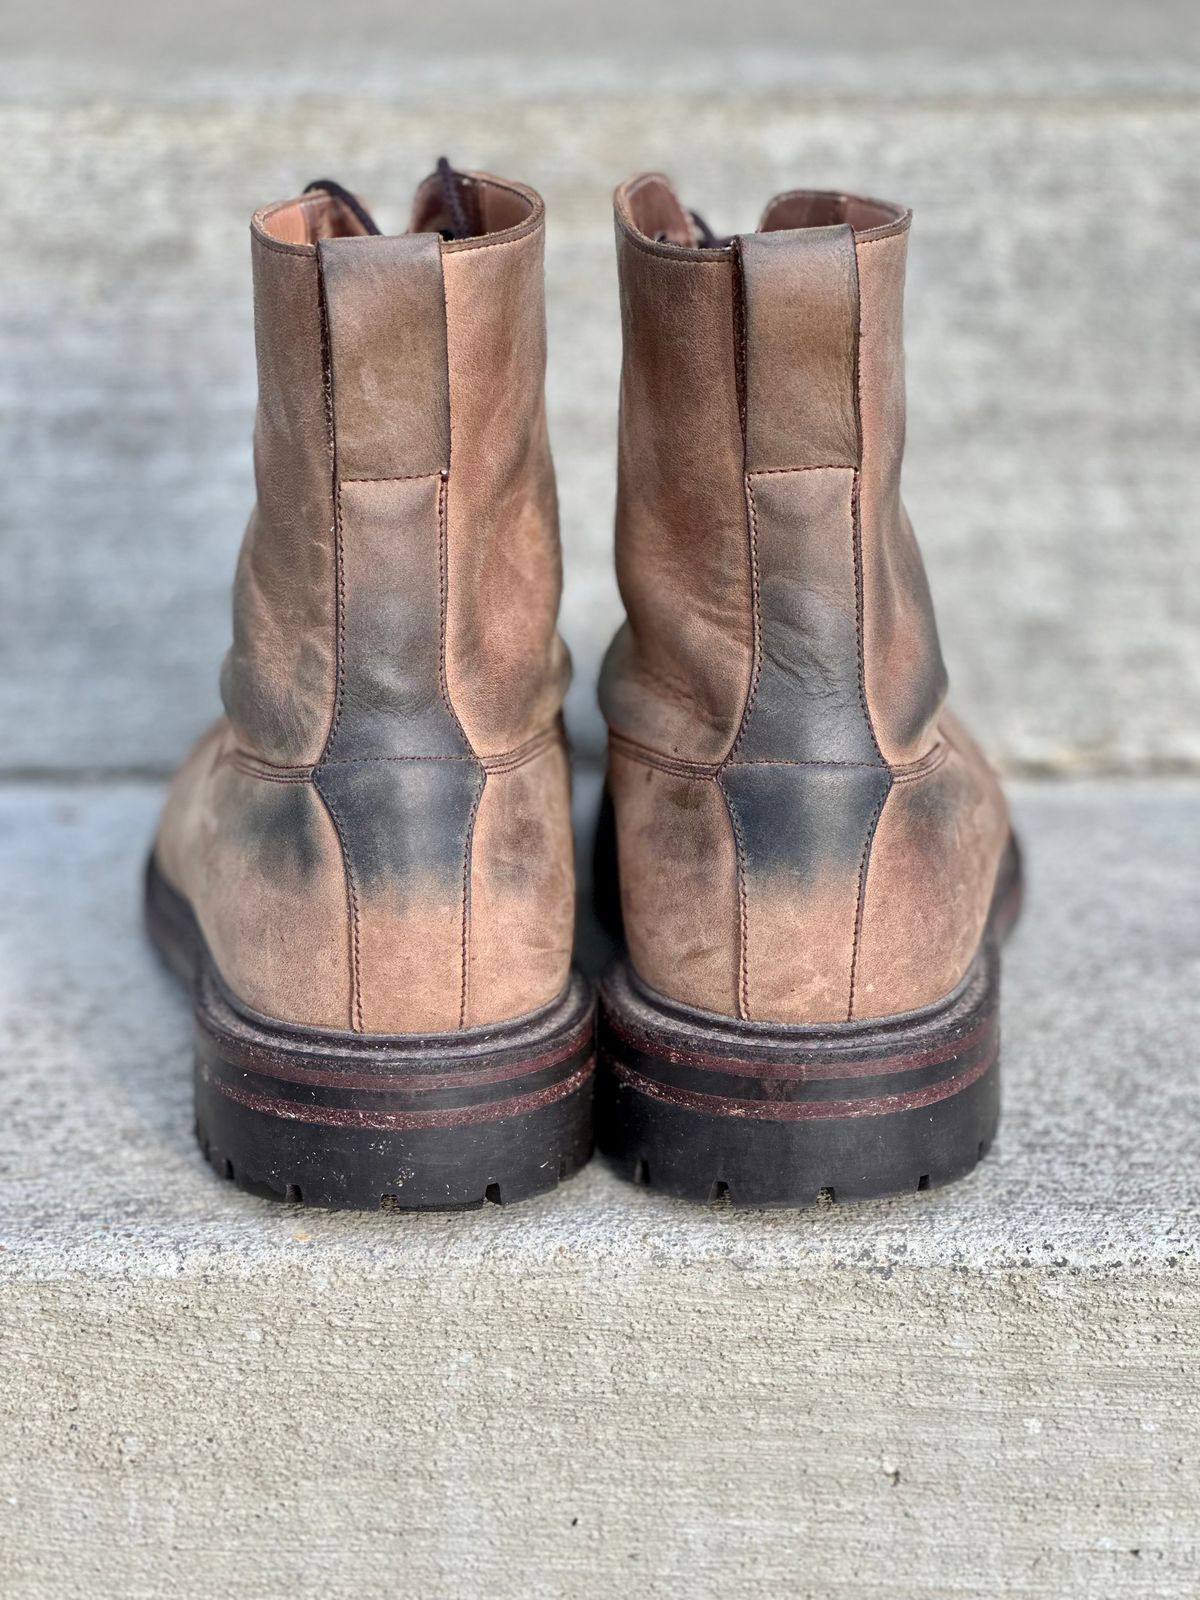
[147,166,594,1211]
[595,174,1022,1206]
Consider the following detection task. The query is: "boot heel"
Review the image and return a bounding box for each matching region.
[194,975,594,1212]
[148,858,595,1210]
[596,948,1001,1208]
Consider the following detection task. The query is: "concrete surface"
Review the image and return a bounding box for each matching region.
[5,0,1200,99]
[2,6,1198,1592]
[1,774,1198,1596]
[1,11,1197,775]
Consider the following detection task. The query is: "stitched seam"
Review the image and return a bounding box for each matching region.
[443,227,538,257]
[326,484,351,740]
[341,472,441,485]
[253,202,389,255]
[724,241,757,769]
[481,726,560,774]
[251,231,319,259]
[318,755,471,764]
[728,758,901,771]
[847,234,891,1024]
[625,243,728,265]
[435,471,473,757]
[458,771,485,1029]
[252,236,315,259]
[847,781,892,1024]
[751,464,855,477]
[849,239,883,771]
[314,779,364,1033]
[435,456,484,1029]
[609,736,913,779]
[609,731,720,778]
[708,248,758,1021]
[717,776,751,1021]
[229,762,314,784]
[851,502,882,769]
[309,250,362,1034]
[230,725,561,776]
[891,742,950,784]
[617,751,716,778]
[253,194,397,256]
[853,486,885,771]
[223,748,307,773]
[728,475,762,760]
[616,221,730,265]
[848,742,950,1024]
[440,175,543,253]
[316,257,344,764]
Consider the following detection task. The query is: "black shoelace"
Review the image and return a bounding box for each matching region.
[655,209,733,249]
[302,177,381,235]
[304,158,474,242]
[435,156,473,240]
[688,209,732,248]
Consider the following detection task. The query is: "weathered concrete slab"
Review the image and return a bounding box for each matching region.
[1,775,1198,1596]
[5,0,1199,100]
[2,88,1198,774]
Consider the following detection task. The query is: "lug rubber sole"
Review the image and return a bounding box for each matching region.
[596,836,1022,1208]
[145,857,596,1211]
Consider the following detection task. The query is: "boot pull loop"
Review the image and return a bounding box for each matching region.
[435,156,474,241]
[302,178,382,237]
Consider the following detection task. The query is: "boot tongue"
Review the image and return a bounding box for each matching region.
[302,178,382,236]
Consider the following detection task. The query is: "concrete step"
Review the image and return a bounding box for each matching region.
[1,775,1198,1597]
[2,60,1198,774]
[5,0,1199,101]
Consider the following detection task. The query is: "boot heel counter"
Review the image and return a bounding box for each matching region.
[154,728,356,1031]
[463,737,576,1028]
[719,761,892,1025]
[313,758,480,1034]
[608,750,900,1027]
[315,735,576,1036]
[852,734,1011,1020]
[612,738,1009,1030]
[608,749,743,1017]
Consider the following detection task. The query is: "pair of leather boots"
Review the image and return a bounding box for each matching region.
[147,161,1021,1211]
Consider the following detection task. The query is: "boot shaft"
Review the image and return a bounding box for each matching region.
[602,175,946,768]
[602,176,1005,1026]
[222,174,568,770]
[157,172,575,1036]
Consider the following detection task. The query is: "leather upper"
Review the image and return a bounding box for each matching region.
[600,175,1010,1025]
[156,173,574,1034]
